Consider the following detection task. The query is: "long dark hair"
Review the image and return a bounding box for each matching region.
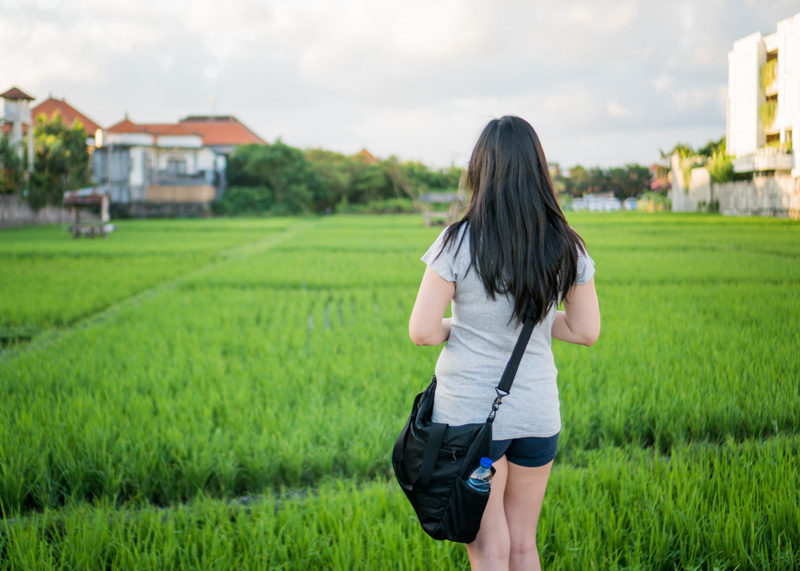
[439,115,585,325]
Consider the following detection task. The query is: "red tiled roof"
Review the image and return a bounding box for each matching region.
[106,120,191,134]
[156,123,198,136]
[31,97,102,134]
[179,116,266,146]
[354,148,378,164]
[108,118,216,139]
[106,116,265,146]
[106,118,147,134]
[0,87,35,100]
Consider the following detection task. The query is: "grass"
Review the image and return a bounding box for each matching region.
[0,212,798,569]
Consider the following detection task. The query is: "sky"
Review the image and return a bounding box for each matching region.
[2,0,799,170]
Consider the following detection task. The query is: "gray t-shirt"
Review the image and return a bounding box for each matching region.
[421,225,595,440]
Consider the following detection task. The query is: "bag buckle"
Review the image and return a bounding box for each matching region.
[487,388,509,422]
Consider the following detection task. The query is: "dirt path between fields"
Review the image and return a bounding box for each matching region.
[7,219,318,357]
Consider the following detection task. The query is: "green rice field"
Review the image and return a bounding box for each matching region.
[1,213,798,569]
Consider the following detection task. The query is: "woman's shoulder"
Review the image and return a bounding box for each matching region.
[444,221,470,244]
[439,223,471,261]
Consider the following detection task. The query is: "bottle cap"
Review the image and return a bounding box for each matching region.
[479,457,493,468]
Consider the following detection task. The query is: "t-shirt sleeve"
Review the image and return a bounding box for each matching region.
[421,228,456,282]
[575,247,595,285]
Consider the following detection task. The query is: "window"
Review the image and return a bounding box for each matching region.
[167,159,187,175]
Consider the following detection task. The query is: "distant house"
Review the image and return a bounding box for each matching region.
[92,115,266,216]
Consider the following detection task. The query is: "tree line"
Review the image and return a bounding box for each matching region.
[217,142,462,215]
[221,142,667,215]
[553,164,653,200]
[8,115,730,214]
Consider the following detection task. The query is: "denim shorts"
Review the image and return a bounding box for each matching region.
[491,433,560,468]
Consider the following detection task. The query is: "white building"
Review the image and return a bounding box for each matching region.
[93,115,265,215]
[727,11,800,178]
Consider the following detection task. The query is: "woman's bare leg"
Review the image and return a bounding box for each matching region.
[466,456,510,570]
[503,460,554,571]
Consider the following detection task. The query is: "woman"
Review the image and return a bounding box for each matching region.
[409,116,600,570]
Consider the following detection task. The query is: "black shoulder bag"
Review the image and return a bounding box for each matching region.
[391,314,536,543]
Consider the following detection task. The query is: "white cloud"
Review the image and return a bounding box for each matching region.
[565,0,639,33]
[1,0,794,167]
[608,102,633,118]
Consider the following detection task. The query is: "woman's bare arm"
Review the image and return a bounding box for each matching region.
[409,266,456,346]
[551,278,600,346]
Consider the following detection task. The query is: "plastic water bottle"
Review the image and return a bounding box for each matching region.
[466,457,493,493]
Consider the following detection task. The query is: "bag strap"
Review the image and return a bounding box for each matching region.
[393,420,446,489]
[488,313,536,422]
[416,423,446,488]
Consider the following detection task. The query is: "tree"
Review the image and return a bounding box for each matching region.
[229,142,465,214]
[659,142,695,160]
[305,148,355,211]
[662,137,746,186]
[224,140,327,214]
[696,137,726,159]
[585,167,609,195]
[27,115,91,210]
[567,165,589,196]
[608,164,652,199]
[0,134,25,195]
[351,162,392,204]
[564,163,651,199]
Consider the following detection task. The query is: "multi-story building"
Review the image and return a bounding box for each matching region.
[727,11,800,177]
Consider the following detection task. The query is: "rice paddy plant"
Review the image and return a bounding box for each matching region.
[555,281,800,453]
[0,218,297,256]
[1,436,797,570]
[0,217,298,334]
[1,212,798,568]
[0,282,437,513]
[186,249,422,289]
[0,254,211,330]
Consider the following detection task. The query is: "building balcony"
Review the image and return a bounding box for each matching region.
[761,100,779,133]
[148,170,219,186]
[733,146,794,173]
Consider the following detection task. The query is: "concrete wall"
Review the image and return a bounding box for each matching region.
[0,194,71,227]
[715,175,800,218]
[670,155,712,212]
[671,154,800,218]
